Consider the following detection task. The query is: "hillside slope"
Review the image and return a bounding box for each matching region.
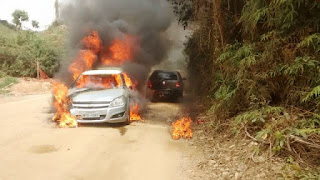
[0,22,67,77]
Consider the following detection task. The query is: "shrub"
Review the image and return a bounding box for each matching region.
[0,23,67,77]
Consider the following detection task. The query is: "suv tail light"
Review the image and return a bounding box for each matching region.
[147,81,152,88]
[176,82,181,88]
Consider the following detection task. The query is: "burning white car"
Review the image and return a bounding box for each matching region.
[68,68,131,124]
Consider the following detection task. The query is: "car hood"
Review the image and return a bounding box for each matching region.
[70,88,125,103]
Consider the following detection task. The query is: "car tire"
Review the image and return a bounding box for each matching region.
[123,106,131,125]
[125,115,131,125]
[151,96,157,102]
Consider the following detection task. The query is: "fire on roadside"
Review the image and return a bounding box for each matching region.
[130,103,142,122]
[52,81,77,128]
[121,73,141,121]
[172,117,193,140]
[52,31,143,127]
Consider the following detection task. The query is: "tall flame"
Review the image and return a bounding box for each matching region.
[172,117,193,140]
[69,31,101,81]
[52,81,77,128]
[101,35,136,65]
[122,73,141,121]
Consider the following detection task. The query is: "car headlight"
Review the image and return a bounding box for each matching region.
[110,96,126,107]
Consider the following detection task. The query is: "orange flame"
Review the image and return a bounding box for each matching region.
[130,103,142,121]
[113,74,124,87]
[123,72,138,88]
[52,81,77,128]
[122,73,141,122]
[102,35,136,66]
[172,117,193,140]
[81,31,101,54]
[69,31,101,81]
[76,74,123,89]
[69,50,97,81]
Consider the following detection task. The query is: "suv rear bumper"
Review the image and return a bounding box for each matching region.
[154,89,182,97]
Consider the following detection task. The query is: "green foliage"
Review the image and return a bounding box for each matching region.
[0,23,67,77]
[273,130,286,152]
[299,33,320,53]
[0,76,18,94]
[31,20,39,29]
[168,0,193,28]
[11,9,29,29]
[280,57,319,76]
[295,167,320,180]
[235,106,284,125]
[214,85,236,101]
[179,0,320,165]
[303,86,320,102]
[0,20,16,30]
[0,77,18,89]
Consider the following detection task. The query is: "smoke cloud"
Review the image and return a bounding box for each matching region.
[60,0,174,88]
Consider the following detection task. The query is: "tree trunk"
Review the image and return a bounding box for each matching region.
[55,0,60,21]
[212,0,225,49]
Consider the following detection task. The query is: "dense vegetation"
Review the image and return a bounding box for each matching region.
[170,0,320,169]
[0,21,67,78]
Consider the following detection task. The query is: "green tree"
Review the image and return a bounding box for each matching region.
[31,20,39,29]
[11,9,29,29]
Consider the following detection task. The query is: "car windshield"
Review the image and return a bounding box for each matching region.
[75,74,123,89]
[151,72,178,80]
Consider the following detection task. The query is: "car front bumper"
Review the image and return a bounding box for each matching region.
[70,105,128,123]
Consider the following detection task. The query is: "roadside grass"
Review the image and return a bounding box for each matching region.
[0,76,18,94]
[295,167,320,179]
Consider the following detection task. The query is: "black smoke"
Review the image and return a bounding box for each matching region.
[60,0,174,89]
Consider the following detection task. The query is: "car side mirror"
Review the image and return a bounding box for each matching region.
[182,78,187,81]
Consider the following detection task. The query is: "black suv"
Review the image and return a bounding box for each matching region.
[146,70,185,101]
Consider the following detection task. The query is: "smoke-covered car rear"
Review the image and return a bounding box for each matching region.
[146,70,185,101]
[68,69,131,125]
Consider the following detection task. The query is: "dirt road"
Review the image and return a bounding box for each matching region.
[0,94,192,180]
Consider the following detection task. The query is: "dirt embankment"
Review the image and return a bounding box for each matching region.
[10,78,52,95]
[183,124,289,179]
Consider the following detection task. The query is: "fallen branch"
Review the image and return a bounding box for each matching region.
[289,135,320,150]
[286,136,292,152]
[244,127,269,145]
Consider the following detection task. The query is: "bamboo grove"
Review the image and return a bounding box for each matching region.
[170,0,320,166]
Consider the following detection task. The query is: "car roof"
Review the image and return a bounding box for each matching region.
[82,69,122,75]
[97,67,123,71]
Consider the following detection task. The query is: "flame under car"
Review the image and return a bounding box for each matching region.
[68,69,131,124]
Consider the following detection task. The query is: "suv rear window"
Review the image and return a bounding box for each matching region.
[150,71,178,81]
